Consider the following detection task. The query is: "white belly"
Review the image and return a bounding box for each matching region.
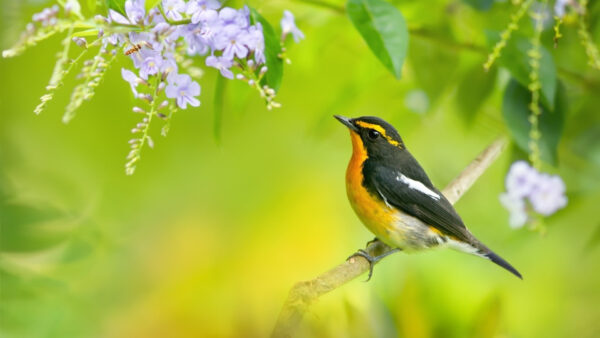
[384,211,446,251]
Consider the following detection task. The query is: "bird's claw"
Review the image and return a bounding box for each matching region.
[347,249,377,282]
[365,237,380,248]
[347,247,402,282]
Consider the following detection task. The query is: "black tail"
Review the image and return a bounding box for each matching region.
[484,251,522,279]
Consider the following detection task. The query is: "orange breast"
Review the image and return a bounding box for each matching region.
[345,132,397,244]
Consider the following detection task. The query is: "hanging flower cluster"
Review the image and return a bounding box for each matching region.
[2,0,303,175]
[106,0,272,106]
[499,161,567,228]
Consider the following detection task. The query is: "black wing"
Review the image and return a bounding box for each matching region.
[365,162,474,244]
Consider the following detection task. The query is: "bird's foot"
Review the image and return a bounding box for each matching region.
[365,237,380,248]
[347,248,401,281]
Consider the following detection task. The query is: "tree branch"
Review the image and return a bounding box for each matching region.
[271,137,508,338]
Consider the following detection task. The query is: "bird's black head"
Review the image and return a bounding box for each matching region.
[334,115,405,159]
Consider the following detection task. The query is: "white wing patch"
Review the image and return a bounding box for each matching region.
[396,174,441,200]
[446,238,483,256]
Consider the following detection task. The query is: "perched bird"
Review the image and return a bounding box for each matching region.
[335,115,522,280]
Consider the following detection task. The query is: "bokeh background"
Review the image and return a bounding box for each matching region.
[2,0,600,337]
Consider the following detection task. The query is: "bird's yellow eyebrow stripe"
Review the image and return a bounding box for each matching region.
[355,121,401,147]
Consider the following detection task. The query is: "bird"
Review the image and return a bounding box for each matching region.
[334,115,522,280]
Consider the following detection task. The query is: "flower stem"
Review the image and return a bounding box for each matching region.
[125,76,161,175]
[577,0,600,70]
[553,16,563,48]
[483,0,533,71]
[527,3,545,170]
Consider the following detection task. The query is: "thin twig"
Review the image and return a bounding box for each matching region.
[271,137,508,338]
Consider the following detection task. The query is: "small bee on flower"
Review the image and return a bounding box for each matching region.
[124,41,152,55]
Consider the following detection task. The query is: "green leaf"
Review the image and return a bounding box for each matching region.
[455,63,497,122]
[0,201,73,252]
[488,32,557,110]
[502,78,566,165]
[346,0,409,79]
[249,8,284,91]
[145,0,161,11]
[106,0,126,16]
[462,0,494,11]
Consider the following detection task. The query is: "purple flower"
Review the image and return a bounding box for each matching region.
[160,53,178,74]
[246,23,265,64]
[166,73,201,109]
[125,0,146,24]
[213,25,249,59]
[138,50,163,79]
[104,33,124,46]
[109,0,146,25]
[187,0,220,24]
[529,174,567,216]
[499,193,527,228]
[206,55,234,79]
[505,161,540,198]
[152,22,173,36]
[237,6,250,28]
[198,19,222,47]
[179,24,211,55]
[188,39,210,55]
[122,68,141,95]
[280,10,304,43]
[218,7,243,26]
[162,0,186,21]
[500,160,568,228]
[140,58,161,78]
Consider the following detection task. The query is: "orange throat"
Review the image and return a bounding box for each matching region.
[345,131,396,241]
[346,131,368,189]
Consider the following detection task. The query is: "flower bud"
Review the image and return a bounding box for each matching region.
[72,37,87,49]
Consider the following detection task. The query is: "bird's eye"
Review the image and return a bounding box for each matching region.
[368,129,380,140]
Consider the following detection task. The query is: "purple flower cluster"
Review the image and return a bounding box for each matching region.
[32,5,60,26]
[499,161,567,228]
[176,1,266,77]
[105,0,273,109]
[5,0,302,175]
[105,1,198,109]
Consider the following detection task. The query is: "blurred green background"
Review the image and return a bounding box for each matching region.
[1,0,600,337]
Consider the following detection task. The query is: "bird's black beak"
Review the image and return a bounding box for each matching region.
[334,115,358,132]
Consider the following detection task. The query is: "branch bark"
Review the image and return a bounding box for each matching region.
[271,137,507,338]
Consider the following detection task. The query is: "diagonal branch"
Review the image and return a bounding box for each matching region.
[271,137,508,338]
